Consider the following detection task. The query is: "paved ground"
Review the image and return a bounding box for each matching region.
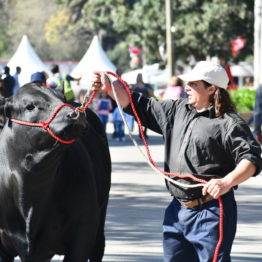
[15,123,262,261]
[102,125,262,262]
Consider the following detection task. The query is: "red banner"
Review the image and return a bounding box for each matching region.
[231,37,245,56]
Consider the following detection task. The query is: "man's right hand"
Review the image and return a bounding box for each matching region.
[91,72,111,93]
[91,71,131,108]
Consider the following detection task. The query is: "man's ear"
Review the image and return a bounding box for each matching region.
[208,85,217,95]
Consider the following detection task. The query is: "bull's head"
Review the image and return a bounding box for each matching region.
[4,83,87,148]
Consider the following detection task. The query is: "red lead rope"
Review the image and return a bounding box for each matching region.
[11,103,83,144]
[105,71,224,262]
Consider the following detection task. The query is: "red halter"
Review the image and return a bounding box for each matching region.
[11,103,84,144]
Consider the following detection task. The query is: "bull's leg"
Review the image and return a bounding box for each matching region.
[89,200,109,262]
[63,222,99,262]
[0,250,13,262]
[63,245,90,262]
[0,241,14,262]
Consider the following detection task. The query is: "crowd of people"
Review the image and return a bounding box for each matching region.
[0,63,261,146]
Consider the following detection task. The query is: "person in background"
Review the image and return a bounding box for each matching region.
[96,93,112,131]
[111,69,124,139]
[41,71,49,82]
[253,84,262,144]
[125,113,134,133]
[92,60,262,262]
[30,72,47,87]
[111,107,126,141]
[0,74,4,97]
[0,74,4,126]
[13,66,21,94]
[47,64,81,102]
[132,73,155,139]
[163,75,187,100]
[1,66,15,98]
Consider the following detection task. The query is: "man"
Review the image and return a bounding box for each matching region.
[47,64,81,102]
[253,84,262,144]
[30,72,47,87]
[1,66,15,98]
[13,66,21,94]
[91,61,262,262]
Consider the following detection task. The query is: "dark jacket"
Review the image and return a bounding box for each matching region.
[125,93,262,200]
[2,74,15,98]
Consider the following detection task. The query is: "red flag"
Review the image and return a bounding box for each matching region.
[231,37,245,56]
[129,46,142,56]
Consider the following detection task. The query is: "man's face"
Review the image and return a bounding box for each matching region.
[185,80,214,110]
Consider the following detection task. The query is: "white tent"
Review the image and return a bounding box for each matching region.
[71,35,116,90]
[121,64,168,86]
[7,35,51,86]
[230,62,253,77]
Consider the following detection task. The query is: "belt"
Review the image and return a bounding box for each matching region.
[178,195,214,208]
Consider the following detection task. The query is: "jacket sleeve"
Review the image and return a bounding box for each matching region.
[124,92,176,134]
[225,120,262,176]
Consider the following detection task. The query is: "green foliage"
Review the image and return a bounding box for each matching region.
[173,0,254,62]
[55,0,254,67]
[0,0,255,67]
[229,88,256,113]
[0,26,7,57]
[106,41,130,72]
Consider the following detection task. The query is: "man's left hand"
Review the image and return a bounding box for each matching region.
[202,178,231,199]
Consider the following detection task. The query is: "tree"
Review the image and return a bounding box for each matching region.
[0,0,12,59]
[54,0,254,70]
[172,0,254,63]
[0,0,254,69]
[0,0,89,61]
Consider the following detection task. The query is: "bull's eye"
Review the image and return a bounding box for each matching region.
[26,104,35,111]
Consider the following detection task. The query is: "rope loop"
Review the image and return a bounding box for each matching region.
[39,120,49,130]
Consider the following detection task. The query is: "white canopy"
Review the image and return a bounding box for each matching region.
[121,64,168,86]
[71,35,116,90]
[7,35,51,86]
[230,62,253,77]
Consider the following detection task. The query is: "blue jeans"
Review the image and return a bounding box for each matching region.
[98,114,108,130]
[163,191,237,262]
[114,120,125,139]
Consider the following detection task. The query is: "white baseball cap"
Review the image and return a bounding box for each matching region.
[178,61,229,89]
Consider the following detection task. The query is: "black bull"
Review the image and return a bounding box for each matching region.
[0,84,111,262]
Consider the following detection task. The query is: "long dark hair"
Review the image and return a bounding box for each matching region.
[203,81,236,117]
